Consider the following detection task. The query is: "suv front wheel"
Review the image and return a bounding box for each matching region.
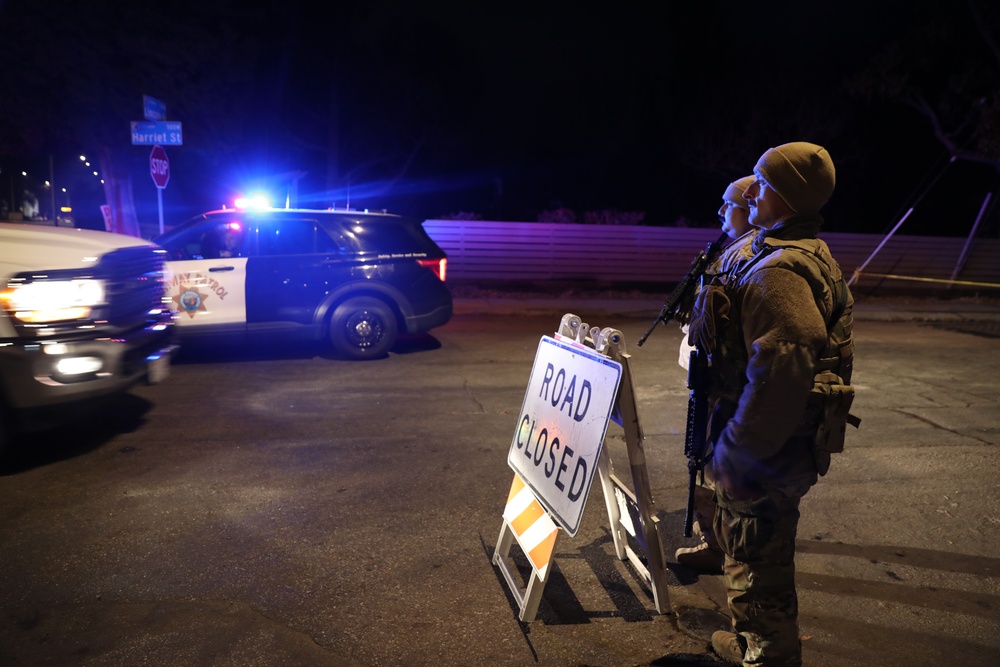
[329,297,398,360]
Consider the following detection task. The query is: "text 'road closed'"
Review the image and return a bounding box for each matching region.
[508,335,621,537]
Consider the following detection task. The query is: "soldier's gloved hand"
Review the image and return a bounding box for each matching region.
[712,438,765,502]
[674,290,696,326]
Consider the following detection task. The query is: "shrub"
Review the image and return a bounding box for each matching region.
[437,211,483,220]
[537,207,578,223]
[582,209,646,225]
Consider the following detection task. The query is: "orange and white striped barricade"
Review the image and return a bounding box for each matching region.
[494,474,559,621]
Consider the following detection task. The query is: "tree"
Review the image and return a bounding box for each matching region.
[1,2,492,226]
[850,1,1000,171]
[645,1,873,227]
[843,0,1000,236]
[0,1,271,234]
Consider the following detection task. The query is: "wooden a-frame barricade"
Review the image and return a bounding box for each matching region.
[493,313,671,622]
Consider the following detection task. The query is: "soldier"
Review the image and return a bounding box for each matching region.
[675,174,758,574]
[687,142,856,665]
[715,175,758,270]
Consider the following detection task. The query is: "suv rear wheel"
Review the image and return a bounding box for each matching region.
[329,297,398,359]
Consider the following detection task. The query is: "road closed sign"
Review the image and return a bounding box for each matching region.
[508,335,622,537]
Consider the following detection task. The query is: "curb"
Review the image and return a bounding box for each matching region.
[452,298,1000,323]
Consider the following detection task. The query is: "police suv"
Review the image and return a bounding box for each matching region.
[0,223,176,460]
[154,207,453,359]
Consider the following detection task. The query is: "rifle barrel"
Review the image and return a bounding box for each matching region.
[636,232,729,347]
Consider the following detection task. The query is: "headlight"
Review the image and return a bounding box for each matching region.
[0,279,106,323]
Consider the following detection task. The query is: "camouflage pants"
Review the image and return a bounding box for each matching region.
[713,488,803,666]
[692,483,718,543]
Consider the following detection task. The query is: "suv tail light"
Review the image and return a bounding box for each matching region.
[417,258,447,282]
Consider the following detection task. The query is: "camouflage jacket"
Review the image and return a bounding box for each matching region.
[689,214,855,497]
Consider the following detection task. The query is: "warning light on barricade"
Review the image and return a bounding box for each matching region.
[502,475,558,580]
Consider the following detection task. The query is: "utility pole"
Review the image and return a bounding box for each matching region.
[50,155,57,225]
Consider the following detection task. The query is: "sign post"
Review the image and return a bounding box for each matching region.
[131,97,180,237]
[150,145,169,235]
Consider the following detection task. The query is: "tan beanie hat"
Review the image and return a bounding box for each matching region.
[753,141,836,213]
[723,175,756,211]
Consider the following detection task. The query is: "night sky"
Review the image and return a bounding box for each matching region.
[2,1,998,237]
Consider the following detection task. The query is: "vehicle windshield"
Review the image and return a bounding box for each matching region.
[155,215,246,261]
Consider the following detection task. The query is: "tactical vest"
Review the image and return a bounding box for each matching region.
[690,236,860,476]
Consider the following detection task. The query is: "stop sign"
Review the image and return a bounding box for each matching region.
[150,145,170,188]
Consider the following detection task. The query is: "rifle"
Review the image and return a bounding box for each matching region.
[683,347,711,537]
[636,231,728,347]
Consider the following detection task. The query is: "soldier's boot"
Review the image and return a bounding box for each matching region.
[674,540,724,574]
[711,630,745,665]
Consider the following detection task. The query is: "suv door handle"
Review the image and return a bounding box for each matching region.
[209,266,235,272]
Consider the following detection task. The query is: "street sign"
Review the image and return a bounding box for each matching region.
[143,95,166,121]
[507,335,621,536]
[150,145,170,189]
[131,121,183,146]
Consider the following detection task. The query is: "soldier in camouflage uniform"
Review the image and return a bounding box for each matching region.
[687,142,856,665]
[676,174,759,574]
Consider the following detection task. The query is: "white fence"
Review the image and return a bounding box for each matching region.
[424,220,1000,292]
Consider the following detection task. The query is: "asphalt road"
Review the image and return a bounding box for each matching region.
[1,297,998,666]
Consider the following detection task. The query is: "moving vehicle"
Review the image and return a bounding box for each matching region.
[153,207,452,359]
[0,224,176,460]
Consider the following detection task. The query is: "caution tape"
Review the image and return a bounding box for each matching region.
[851,271,1000,289]
[503,475,559,580]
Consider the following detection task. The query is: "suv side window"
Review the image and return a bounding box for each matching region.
[161,218,245,260]
[248,217,344,256]
[348,217,425,254]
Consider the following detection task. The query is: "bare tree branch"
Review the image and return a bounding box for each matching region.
[969,0,1000,70]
